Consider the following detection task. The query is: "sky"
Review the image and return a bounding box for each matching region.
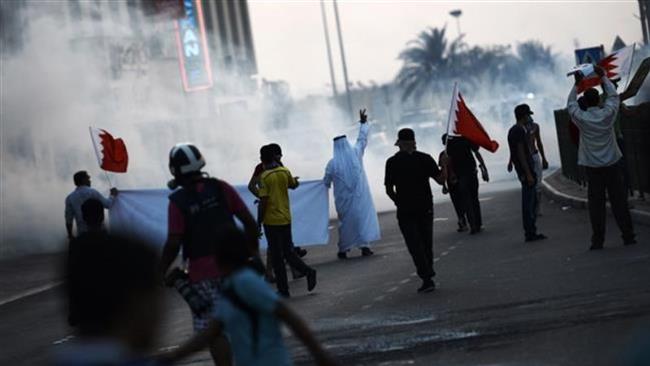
[248,1,643,97]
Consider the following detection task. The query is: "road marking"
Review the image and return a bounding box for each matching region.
[386,286,399,293]
[479,196,493,202]
[441,251,449,256]
[410,272,417,277]
[52,335,75,345]
[434,258,440,263]
[434,218,449,222]
[158,345,179,352]
[374,295,386,302]
[0,281,63,307]
[449,245,457,250]
[399,278,411,284]
[361,304,372,310]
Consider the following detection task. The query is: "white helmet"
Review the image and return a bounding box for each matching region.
[169,143,206,177]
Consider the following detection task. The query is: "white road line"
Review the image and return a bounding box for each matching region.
[0,281,63,307]
[410,272,417,277]
[399,278,411,284]
[434,258,440,263]
[361,304,372,310]
[434,218,449,222]
[449,245,457,250]
[52,335,75,345]
[441,251,449,256]
[479,196,494,202]
[374,295,386,302]
[386,286,399,293]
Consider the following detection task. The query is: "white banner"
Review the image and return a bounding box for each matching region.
[109,180,330,249]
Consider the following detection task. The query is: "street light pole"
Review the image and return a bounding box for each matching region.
[449,9,462,38]
[320,0,338,97]
[333,0,353,118]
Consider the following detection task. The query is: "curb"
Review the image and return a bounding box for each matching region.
[542,173,650,227]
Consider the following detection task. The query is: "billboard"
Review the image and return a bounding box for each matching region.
[174,0,213,92]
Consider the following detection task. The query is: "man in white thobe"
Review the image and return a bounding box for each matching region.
[324,109,381,259]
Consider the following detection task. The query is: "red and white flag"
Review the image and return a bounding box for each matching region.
[89,127,129,173]
[577,44,635,93]
[445,83,499,153]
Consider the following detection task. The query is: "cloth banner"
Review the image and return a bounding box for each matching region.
[109,180,330,249]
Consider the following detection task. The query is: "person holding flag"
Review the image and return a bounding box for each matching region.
[443,83,498,235]
[65,128,128,240]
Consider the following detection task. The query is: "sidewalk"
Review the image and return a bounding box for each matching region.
[542,169,650,226]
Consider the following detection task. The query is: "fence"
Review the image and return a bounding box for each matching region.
[554,101,650,194]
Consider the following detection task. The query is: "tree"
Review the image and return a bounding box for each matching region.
[395,27,463,101]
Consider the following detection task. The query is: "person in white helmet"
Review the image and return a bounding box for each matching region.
[323,109,380,259]
[160,143,261,366]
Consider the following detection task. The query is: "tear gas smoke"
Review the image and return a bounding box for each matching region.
[0,4,587,258]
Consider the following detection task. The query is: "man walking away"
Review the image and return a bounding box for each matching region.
[508,105,547,243]
[445,134,489,234]
[258,147,316,297]
[324,108,380,259]
[567,66,636,250]
[65,171,117,240]
[161,143,261,366]
[385,128,447,293]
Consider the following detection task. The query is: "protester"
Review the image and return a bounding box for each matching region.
[385,128,447,293]
[160,227,338,366]
[439,134,467,232]
[509,112,549,216]
[248,144,307,282]
[258,147,316,297]
[567,66,636,249]
[161,143,261,366]
[64,170,117,240]
[444,134,489,234]
[323,109,379,259]
[55,234,164,366]
[508,104,547,243]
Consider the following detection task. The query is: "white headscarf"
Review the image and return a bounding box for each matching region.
[331,136,362,191]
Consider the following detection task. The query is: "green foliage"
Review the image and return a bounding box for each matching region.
[395,27,557,101]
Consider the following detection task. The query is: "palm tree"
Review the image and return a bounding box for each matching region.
[395,27,463,101]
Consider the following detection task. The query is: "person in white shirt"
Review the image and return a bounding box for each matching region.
[65,171,117,240]
[323,109,380,259]
[567,66,636,250]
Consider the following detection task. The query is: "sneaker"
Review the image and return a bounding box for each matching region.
[361,247,374,256]
[306,270,317,292]
[589,243,604,250]
[337,252,347,260]
[525,234,547,242]
[417,280,436,293]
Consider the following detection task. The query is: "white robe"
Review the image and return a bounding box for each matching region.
[324,123,381,252]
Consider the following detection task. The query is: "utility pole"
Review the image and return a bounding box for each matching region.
[449,9,462,38]
[320,0,338,97]
[332,0,353,118]
[640,0,649,44]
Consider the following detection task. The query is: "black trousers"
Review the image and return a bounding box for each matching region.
[397,209,435,281]
[521,180,538,239]
[585,163,635,245]
[264,224,312,294]
[457,172,482,230]
[448,184,467,227]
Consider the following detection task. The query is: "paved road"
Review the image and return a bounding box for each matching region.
[1,188,649,365]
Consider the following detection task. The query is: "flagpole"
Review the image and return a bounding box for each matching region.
[88,126,114,188]
[444,82,458,154]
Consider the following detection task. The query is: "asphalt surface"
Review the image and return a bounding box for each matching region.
[1,187,649,365]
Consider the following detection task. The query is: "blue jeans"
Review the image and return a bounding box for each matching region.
[521,180,538,239]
